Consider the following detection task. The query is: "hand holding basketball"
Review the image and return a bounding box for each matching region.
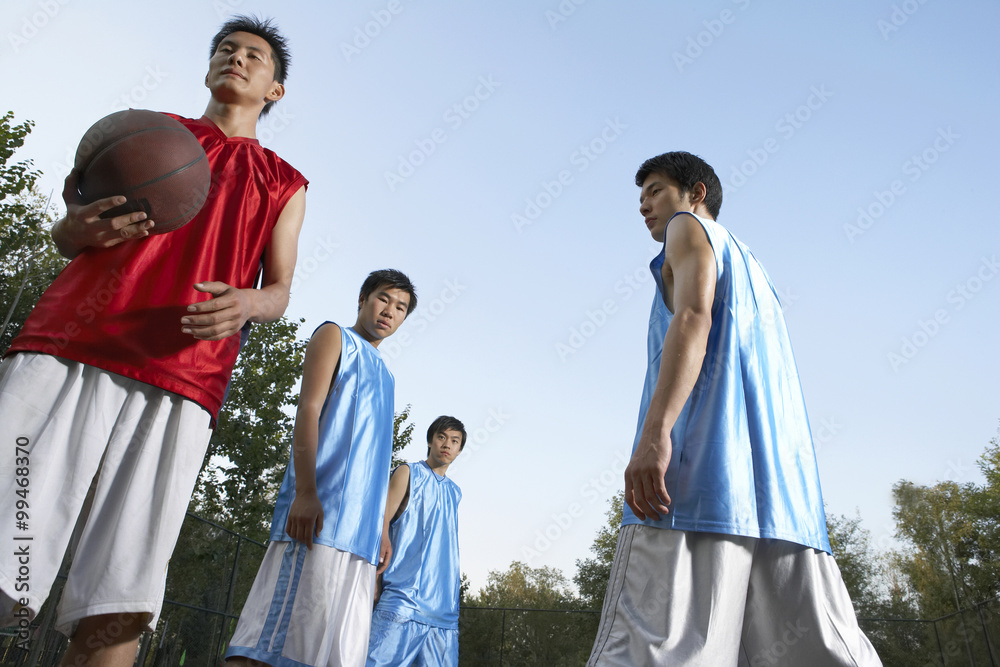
[52,170,156,258]
[181,281,254,341]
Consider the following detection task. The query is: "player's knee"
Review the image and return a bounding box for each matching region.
[72,612,146,648]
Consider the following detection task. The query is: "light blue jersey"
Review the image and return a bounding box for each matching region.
[270,323,395,565]
[622,213,831,553]
[376,461,462,629]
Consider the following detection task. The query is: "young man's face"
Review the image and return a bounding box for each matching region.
[355,285,411,345]
[639,173,696,243]
[206,31,283,107]
[427,429,464,467]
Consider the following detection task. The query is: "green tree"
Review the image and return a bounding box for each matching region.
[574,490,623,610]
[827,510,883,618]
[889,454,1000,667]
[966,436,1000,598]
[392,403,414,468]
[459,572,471,605]
[462,562,593,665]
[892,480,979,617]
[826,511,926,666]
[189,317,307,542]
[0,111,67,352]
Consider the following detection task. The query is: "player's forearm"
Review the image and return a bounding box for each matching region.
[246,281,291,324]
[291,410,320,493]
[642,308,712,441]
[51,216,84,259]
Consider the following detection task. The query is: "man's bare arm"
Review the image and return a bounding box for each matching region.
[284,322,340,549]
[625,213,716,521]
[377,465,411,575]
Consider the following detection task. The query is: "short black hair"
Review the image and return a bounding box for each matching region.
[358,269,417,316]
[210,15,290,118]
[426,415,468,451]
[635,151,723,220]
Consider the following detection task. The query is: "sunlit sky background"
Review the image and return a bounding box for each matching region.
[3,0,998,595]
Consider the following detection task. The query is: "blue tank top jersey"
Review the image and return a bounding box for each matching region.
[270,323,395,564]
[376,461,462,629]
[622,213,831,553]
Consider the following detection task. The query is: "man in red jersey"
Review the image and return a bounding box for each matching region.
[0,15,307,667]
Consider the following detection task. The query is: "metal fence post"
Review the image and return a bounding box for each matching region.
[499,608,506,666]
[977,602,996,667]
[212,532,244,662]
[932,618,945,667]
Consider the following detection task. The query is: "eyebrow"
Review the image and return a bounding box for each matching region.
[218,38,270,59]
[639,180,663,202]
[378,290,409,308]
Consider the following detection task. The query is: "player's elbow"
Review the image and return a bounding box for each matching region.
[674,307,712,341]
[252,282,292,323]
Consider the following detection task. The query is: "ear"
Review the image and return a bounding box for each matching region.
[265,82,285,103]
[689,181,708,206]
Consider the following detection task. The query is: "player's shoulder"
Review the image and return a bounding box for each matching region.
[665,212,717,256]
[312,320,342,339]
[306,322,344,357]
[665,211,707,238]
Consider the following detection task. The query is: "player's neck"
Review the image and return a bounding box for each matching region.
[425,457,450,477]
[349,324,382,348]
[203,100,263,139]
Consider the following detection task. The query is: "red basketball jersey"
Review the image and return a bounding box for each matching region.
[8,114,308,419]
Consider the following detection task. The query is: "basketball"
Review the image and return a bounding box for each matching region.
[74,109,211,234]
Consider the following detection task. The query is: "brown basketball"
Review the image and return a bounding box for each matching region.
[74,110,211,234]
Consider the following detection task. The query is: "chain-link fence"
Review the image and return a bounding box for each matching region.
[0,512,266,667]
[0,513,996,666]
[859,600,999,667]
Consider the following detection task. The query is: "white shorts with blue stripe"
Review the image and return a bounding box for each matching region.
[226,540,375,667]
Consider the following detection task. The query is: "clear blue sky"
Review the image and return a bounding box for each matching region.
[3,0,998,595]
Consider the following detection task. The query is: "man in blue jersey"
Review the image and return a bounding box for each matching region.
[588,152,881,666]
[225,269,417,667]
[366,416,465,667]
